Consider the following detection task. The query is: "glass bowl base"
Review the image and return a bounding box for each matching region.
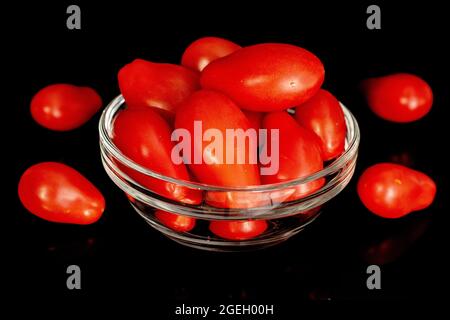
[132,205,320,252]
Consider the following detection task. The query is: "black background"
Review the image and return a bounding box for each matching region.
[5,0,450,314]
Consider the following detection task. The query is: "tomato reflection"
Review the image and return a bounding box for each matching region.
[361,216,431,265]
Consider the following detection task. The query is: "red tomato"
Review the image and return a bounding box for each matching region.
[31,84,102,131]
[357,163,436,218]
[174,90,260,186]
[295,89,346,161]
[362,73,433,122]
[175,90,267,208]
[261,111,325,202]
[209,220,268,240]
[118,59,200,119]
[200,43,324,112]
[18,162,105,224]
[154,210,196,232]
[181,37,241,72]
[112,107,202,204]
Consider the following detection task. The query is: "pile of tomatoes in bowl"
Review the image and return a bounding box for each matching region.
[99,38,360,250]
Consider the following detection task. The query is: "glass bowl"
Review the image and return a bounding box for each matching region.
[99,95,360,251]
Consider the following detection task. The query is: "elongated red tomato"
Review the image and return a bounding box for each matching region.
[209,220,268,240]
[154,210,196,232]
[31,84,102,131]
[181,37,241,72]
[112,107,202,204]
[175,90,267,208]
[295,89,346,161]
[357,163,436,218]
[175,90,260,186]
[261,112,324,202]
[18,162,105,224]
[201,43,324,112]
[118,59,200,119]
[362,73,433,122]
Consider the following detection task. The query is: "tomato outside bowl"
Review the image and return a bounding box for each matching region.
[99,95,360,252]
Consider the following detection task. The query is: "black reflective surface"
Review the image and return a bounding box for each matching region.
[6,1,449,312]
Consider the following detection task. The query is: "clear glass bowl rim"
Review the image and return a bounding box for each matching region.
[99,94,360,192]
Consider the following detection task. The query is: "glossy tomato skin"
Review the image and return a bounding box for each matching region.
[154,210,196,232]
[112,107,202,205]
[261,111,325,202]
[31,84,102,131]
[18,162,105,224]
[181,37,241,72]
[175,90,266,208]
[295,89,346,161]
[209,220,268,240]
[118,59,200,119]
[201,43,324,112]
[357,163,436,218]
[362,73,433,122]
